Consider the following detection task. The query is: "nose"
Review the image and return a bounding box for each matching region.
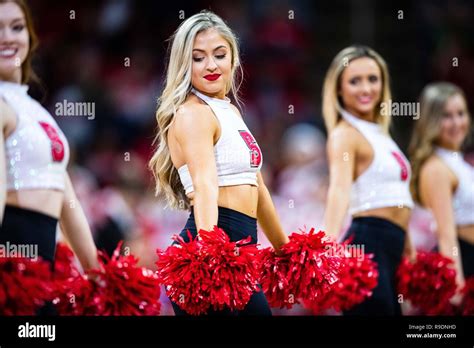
[0,27,15,43]
[361,81,371,94]
[206,56,218,71]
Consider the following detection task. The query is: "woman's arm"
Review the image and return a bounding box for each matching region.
[403,229,417,262]
[420,159,465,289]
[256,171,289,251]
[173,104,219,232]
[322,127,357,239]
[59,173,99,271]
[0,99,8,223]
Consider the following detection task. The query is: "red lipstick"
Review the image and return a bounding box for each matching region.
[204,74,221,81]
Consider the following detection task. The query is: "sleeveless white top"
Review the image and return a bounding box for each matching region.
[435,147,474,226]
[340,109,414,215]
[177,89,263,194]
[1,81,70,191]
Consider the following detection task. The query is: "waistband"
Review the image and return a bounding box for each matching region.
[189,206,257,223]
[351,216,406,235]
[3,205,59,224]
[180,206,258,244]
[1,205,58,263]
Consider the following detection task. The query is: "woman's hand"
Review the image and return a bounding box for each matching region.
[273,234,290,256]
[450,277,465,306]
[403,245,417,264]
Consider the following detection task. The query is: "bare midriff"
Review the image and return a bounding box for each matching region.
[188,184,259,218]
[6,190,63,219]
[458,225,474,245]
[353,206,412,232]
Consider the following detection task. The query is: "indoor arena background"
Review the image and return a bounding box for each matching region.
[27,0,474,314]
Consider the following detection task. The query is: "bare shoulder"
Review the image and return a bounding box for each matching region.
[172,95,218,139]
[328,121,360,149]
[420,155,455,183]
[0,97,15,131]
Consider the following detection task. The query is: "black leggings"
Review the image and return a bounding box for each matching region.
[342,216,405,316]
[170,206,272,316]
[459,237,474,278]
[433,236,474,278]
[0,205,59,315]
[0,205,58,263]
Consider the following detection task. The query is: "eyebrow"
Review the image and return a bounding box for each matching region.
[192,45,227,53]
[348,73,379,78]
[1,17,26,24]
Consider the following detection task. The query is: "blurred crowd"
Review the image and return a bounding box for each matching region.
[26,0,473,314]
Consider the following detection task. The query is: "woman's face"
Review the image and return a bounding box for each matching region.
[0,2,29,82]
[191,28,232,99]
[437,94,470,150]
[339,57,382,120]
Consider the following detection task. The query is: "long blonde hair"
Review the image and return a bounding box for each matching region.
[409,82,470,205]
[322,45,392,133]
[148,10,243,210]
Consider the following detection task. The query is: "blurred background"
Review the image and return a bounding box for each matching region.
[27,0,474,314]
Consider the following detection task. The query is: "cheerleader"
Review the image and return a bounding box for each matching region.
[322,45,415,315]
[410,82,472,290]
[149,10,289,316]
[0,0,98,271]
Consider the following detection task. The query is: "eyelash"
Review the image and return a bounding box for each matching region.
[193,54,226,62]
[349,76,379,84]
[13,24,25,32]
[444,111,465,118]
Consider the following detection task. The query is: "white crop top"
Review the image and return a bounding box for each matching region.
[340,109,414,215]
[177,89,263,194]
[1,81,70,191]
[435,147,474,226]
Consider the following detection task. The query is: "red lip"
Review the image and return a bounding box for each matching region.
[204,74,221,81]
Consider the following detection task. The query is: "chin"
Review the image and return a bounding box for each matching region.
[355,106,374,116]
[203,85,224,94]
[0,64,18,75]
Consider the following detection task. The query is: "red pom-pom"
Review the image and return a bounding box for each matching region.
[53,242,80,280]
[91,242,161,315]
[53,242,161,315]
[52,242,106,315]
[156,226,261,315]
[259,228,341,309]
[397,251,457,315]
[304,243,379,313]
[0,257,54,315]
[53,273,105,315]
[156,231,210,315]
[460,277,474,316]
[198,227,261,311]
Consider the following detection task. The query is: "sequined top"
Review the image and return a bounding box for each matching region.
[177,88,263,194]
[340,109,414,215]
[435,147,474,226]
[1,81,70,191]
